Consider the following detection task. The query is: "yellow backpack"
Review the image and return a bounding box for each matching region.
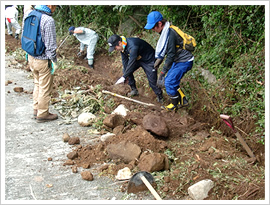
[170,25,196,52]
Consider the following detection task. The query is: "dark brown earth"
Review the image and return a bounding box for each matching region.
[5,33,265,200]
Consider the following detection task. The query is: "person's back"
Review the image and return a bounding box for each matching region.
[23,6,57,62]
[125,37,155,63]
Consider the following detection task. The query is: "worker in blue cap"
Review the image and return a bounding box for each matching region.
[144,11,195,111]
[68,26,99,69]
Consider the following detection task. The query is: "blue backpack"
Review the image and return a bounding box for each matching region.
[21,10,45,56]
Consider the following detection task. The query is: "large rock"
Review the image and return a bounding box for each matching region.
[78,112,96,127]
[142,114,169,137]
[112,104,129,117]
[103,114,125,129]
[188,179,214,200]
[106,141,141,163]
[138,153,169,172]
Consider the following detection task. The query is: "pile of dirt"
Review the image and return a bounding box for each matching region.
[5,33,265,200]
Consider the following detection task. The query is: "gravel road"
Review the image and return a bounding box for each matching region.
[3,55,155,202]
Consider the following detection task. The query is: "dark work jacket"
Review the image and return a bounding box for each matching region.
[162,27,194,74]
[121,38,155,78]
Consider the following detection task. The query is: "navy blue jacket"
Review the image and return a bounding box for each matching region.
[121,38,155,78]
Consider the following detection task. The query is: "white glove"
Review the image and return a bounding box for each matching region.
[115,76,125,85]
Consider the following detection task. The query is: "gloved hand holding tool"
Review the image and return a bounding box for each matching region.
[115,76,125,85]
[220,114,256,163]
[157,72,165,88]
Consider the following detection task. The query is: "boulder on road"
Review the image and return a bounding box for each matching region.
[106,140,141,163]
[138,153,169,172]
[142,114,169,137]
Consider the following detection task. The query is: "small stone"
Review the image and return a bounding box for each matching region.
[67,151,78,160]
[163,186,169,192]
[72,165,78,173]
[48,157,52,161]
[164,176,170,183]
[63,159,74,166]
[68,137,80,145]
[13,87,24,92]
[62,133,70,142]
[81,171,93,181]
[82,163,90,169]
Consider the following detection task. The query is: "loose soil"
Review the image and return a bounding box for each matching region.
[5,33,265,200]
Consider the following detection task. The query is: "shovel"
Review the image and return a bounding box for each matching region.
[127,171,162,200]
[220,114,256,162]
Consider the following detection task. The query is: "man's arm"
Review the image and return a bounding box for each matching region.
[161,29,177,74]
[122,47,139,78]
[43,18,57,62]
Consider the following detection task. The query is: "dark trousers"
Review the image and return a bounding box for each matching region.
[126,60,162,97]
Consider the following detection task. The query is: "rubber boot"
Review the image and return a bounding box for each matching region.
[178,88,189,107]
[161,94,179,111]
[157,93,163,103]
[128,85,139,97]
[15,34,19,40]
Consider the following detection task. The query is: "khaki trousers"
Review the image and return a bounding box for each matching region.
[28,55,53,117]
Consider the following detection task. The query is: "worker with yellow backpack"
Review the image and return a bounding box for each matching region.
[144,11,196,111]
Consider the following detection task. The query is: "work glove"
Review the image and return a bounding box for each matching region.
[115,76,125,85]
[154,58,163,70]
[157,72,165,88]
[51,61,58,75]
[25,53,28,62]
[77,51,82,57]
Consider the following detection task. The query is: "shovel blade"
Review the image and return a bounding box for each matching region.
[127,171,156,194]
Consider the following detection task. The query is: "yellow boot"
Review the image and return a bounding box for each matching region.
[161,95,179,111]
[178,88,189,107]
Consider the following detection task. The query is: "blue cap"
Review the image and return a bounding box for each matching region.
[144,11,163,30]
[68,26,75,32]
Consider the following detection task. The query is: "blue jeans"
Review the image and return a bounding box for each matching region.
[164,61,193,96]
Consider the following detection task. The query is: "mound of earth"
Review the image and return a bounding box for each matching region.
[5,33,265,200]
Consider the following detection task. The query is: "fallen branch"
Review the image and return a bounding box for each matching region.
[102,90,156,107]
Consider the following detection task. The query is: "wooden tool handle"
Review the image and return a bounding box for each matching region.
[140,176,162,200]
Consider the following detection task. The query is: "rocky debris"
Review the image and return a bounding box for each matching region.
[13,87,24,92]
[113,125,124,135]
[5,80,12,86]
[63,159,74,166]
[103,114,125,129]
[72,165,78,173]
[81,171,94,181]
[115,167,132,180]
[112,104,129,117]
[138,153,169,172]
[78,112,96,127]
[100,132,116,142]
[188,179,214,200]
[142,113,169,137]
[68,137,80,145]
[67,151,78,160]
[106,141,141,163]
[62,133,70,142]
